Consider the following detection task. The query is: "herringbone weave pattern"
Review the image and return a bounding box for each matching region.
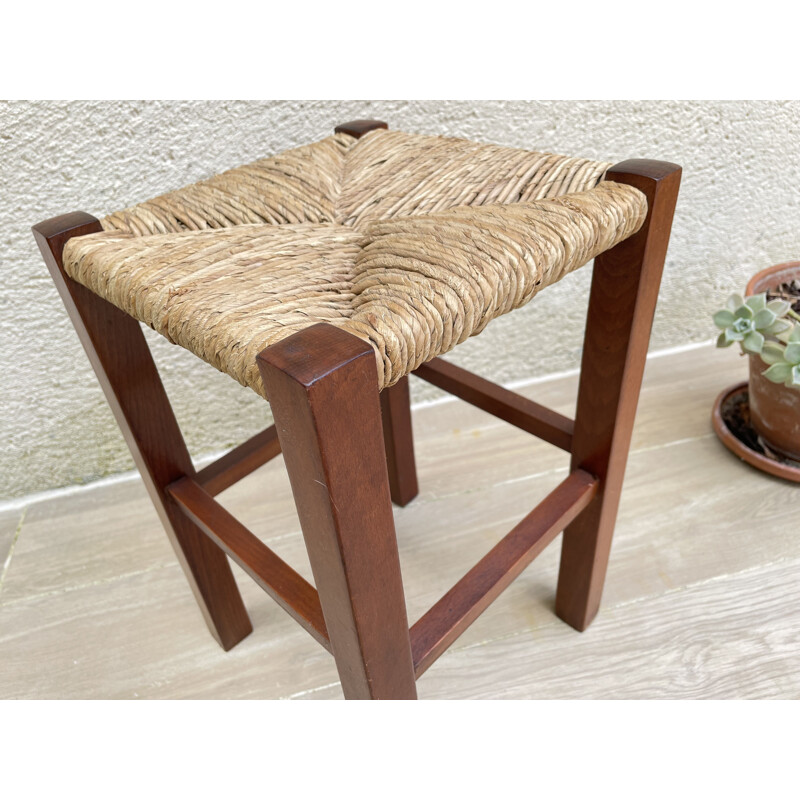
[63,129,647,393]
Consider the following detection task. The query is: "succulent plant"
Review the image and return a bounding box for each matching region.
[713,291,800,390]
[712,293,793,354]
[759,326,800,388]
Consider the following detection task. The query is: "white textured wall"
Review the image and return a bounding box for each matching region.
[2,100,799,500]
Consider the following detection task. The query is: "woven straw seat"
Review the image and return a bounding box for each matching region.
[62,128,648,394]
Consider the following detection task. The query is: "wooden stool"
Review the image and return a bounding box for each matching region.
[33,120,680,699]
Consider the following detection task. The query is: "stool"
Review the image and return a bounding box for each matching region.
[33,120,681,699]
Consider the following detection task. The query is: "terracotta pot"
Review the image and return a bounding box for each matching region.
[745,261,800,461]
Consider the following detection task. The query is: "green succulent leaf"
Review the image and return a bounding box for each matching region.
[763,363,792,383]
[753,308,777,329]
[790,366,800,388]
[763,319,793,337]
[724,327,744,343]
[716,331,733,348]
[784,342,800,365]
[767,299,791,317]
[713,309,735,328]
[743,331,765,353]
[788,325,800,344]
[734,304,754,320]
[726,293,744,312]
[746,293,768,312]
[760,343,787,365]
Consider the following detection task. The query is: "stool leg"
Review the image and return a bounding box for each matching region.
[33,213,252,651]
[380,377,419,506]
[258,324,417,700]
[555,161,682,632]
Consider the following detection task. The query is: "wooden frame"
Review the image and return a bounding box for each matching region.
[32,213,253,653]
[32,120,681,699]
[554,159,682,632]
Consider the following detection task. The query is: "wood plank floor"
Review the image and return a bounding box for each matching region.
[1,343,798,700]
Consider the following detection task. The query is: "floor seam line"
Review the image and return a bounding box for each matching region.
[0,560,175,609]
[0,508,28,596]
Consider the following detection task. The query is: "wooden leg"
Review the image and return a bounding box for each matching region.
[380,377,419,506]
[555,161,682,632]
[33,213,252,651]
[258,324,417,699]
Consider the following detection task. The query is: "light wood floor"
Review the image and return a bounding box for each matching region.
[1,343,798,700]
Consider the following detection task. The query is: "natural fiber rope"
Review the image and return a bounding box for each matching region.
[63,129,648,395]
[98,130,615,235]
[101,133,353,234]
[66,224,363,393]
[349,182,647,386]
[337,130,612,227]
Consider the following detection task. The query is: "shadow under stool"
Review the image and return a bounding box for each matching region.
[33,119,681,699]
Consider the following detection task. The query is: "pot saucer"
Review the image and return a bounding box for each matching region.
[712,381,800,483]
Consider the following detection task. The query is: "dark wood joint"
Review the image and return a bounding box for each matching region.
[605,159,682,248]
[606,158,682,184]
[334,120,388,139]
[32,212,103,274]
[257,322,376,390]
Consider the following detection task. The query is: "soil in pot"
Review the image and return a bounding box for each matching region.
[766,277,800,316]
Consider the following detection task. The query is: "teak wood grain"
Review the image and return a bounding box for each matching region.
[555,159,682,631]
[257,323,417,700]
[32,213,252,651]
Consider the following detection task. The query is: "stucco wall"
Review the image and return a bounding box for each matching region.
[2,100,799,500]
